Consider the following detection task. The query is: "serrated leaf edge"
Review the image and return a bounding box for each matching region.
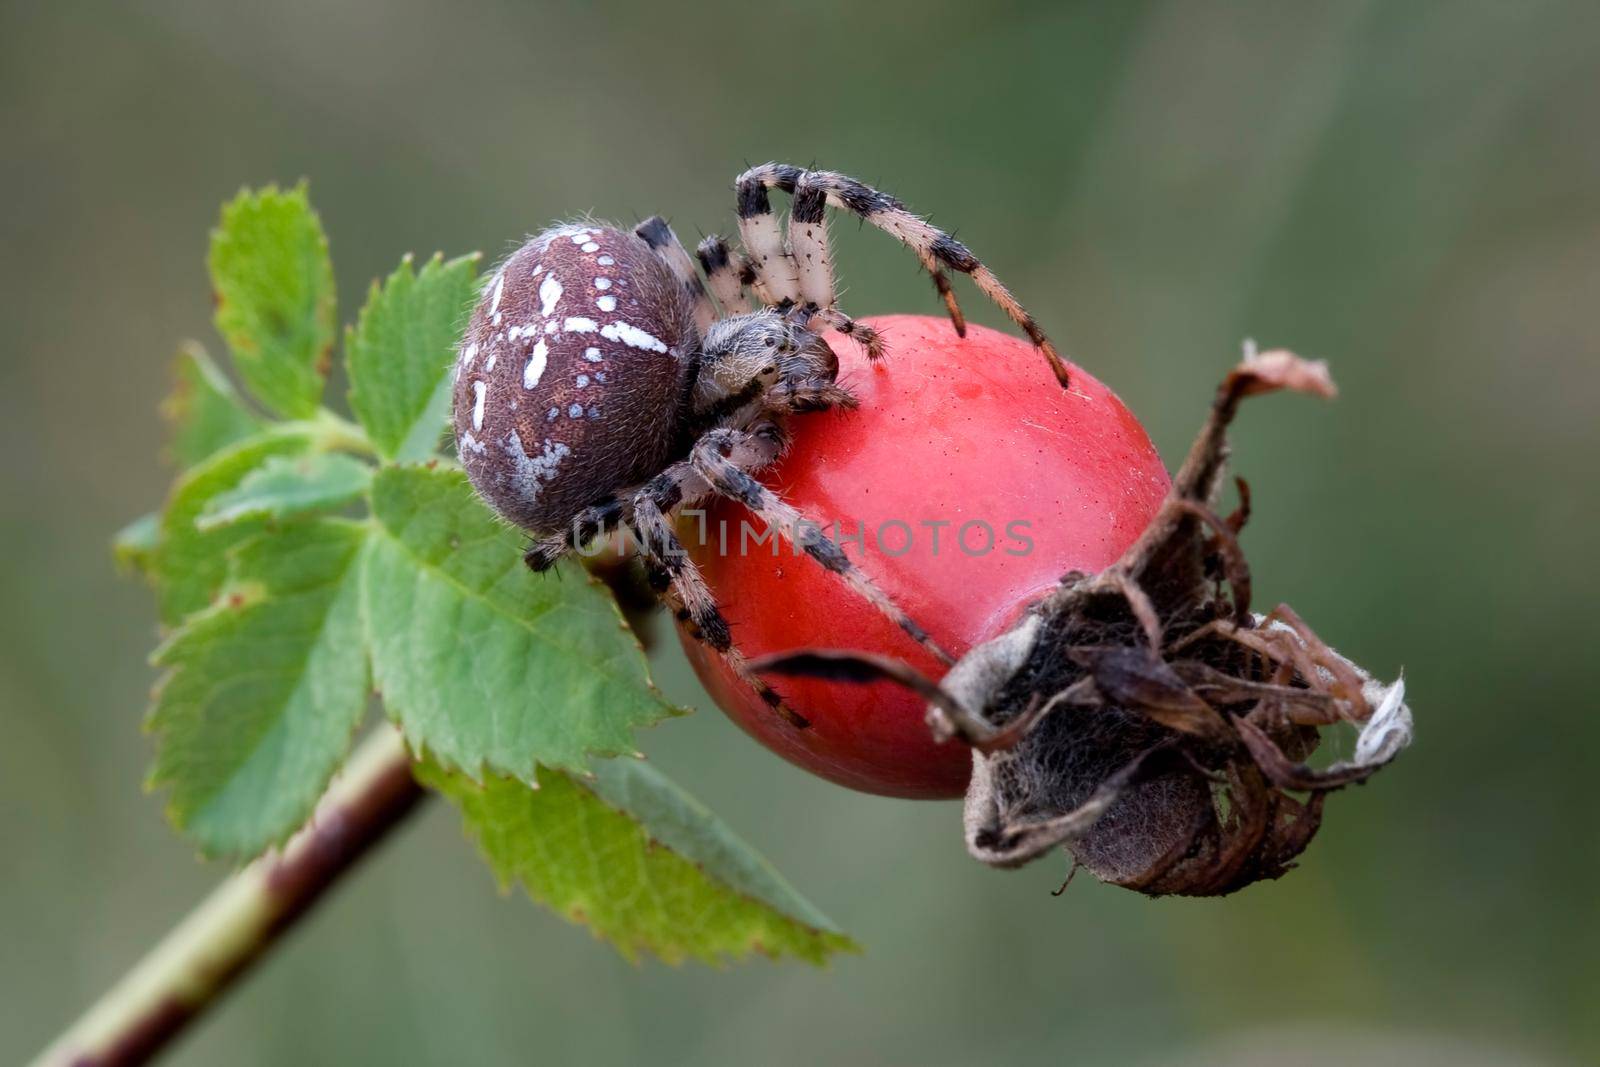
[425,761,859,966]
[144,519,374,859]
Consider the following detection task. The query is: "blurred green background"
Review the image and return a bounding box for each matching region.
[4,1,1597,1063]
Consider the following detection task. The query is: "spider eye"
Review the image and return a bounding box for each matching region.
[763,337,776,347]
[762,365,778,376]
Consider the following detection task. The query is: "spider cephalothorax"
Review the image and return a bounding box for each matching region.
[452,164,1063,725]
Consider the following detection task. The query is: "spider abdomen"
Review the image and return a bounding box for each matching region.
[452,223,699,533]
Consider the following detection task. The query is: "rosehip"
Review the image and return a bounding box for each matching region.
[680,314,1171,797]
[746,342,1414,896]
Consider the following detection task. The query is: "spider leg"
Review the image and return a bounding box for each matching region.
[695,235,754,314]
[635,216,717,335]
[736,171,881,359]
[739,164,965,335]
[689,422,954,666]
[782,183,893,360]
[742,163,1071,387]
[734,162,804,303]
[790,304,885,361]
[629,463,809,729]
[763,375,858,414]
[523,496,629,572]
[784,180,837,311]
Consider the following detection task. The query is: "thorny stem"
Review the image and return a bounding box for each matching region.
[28,728,425,1067]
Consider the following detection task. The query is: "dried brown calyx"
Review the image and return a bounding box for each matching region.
[757,347,1413,897]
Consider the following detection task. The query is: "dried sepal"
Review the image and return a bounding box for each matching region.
[760,347,1412,897]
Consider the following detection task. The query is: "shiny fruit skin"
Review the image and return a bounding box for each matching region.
[681,314,1170,798]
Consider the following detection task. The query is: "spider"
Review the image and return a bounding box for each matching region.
[451,163,1067,727]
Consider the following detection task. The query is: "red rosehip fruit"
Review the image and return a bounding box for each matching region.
[680,314,1171,798]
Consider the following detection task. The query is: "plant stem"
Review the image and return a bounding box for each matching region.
[28,727,425,1067]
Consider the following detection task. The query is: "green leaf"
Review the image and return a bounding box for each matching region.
[363,465,676,779]
[148,519,371,858]
[198,452,372,531]
[418,758,856,964]
[347,252,480,462]
[162,343,265,469]
[156,428,314,626]
[209,184,336,419]
[113,512,162,581]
